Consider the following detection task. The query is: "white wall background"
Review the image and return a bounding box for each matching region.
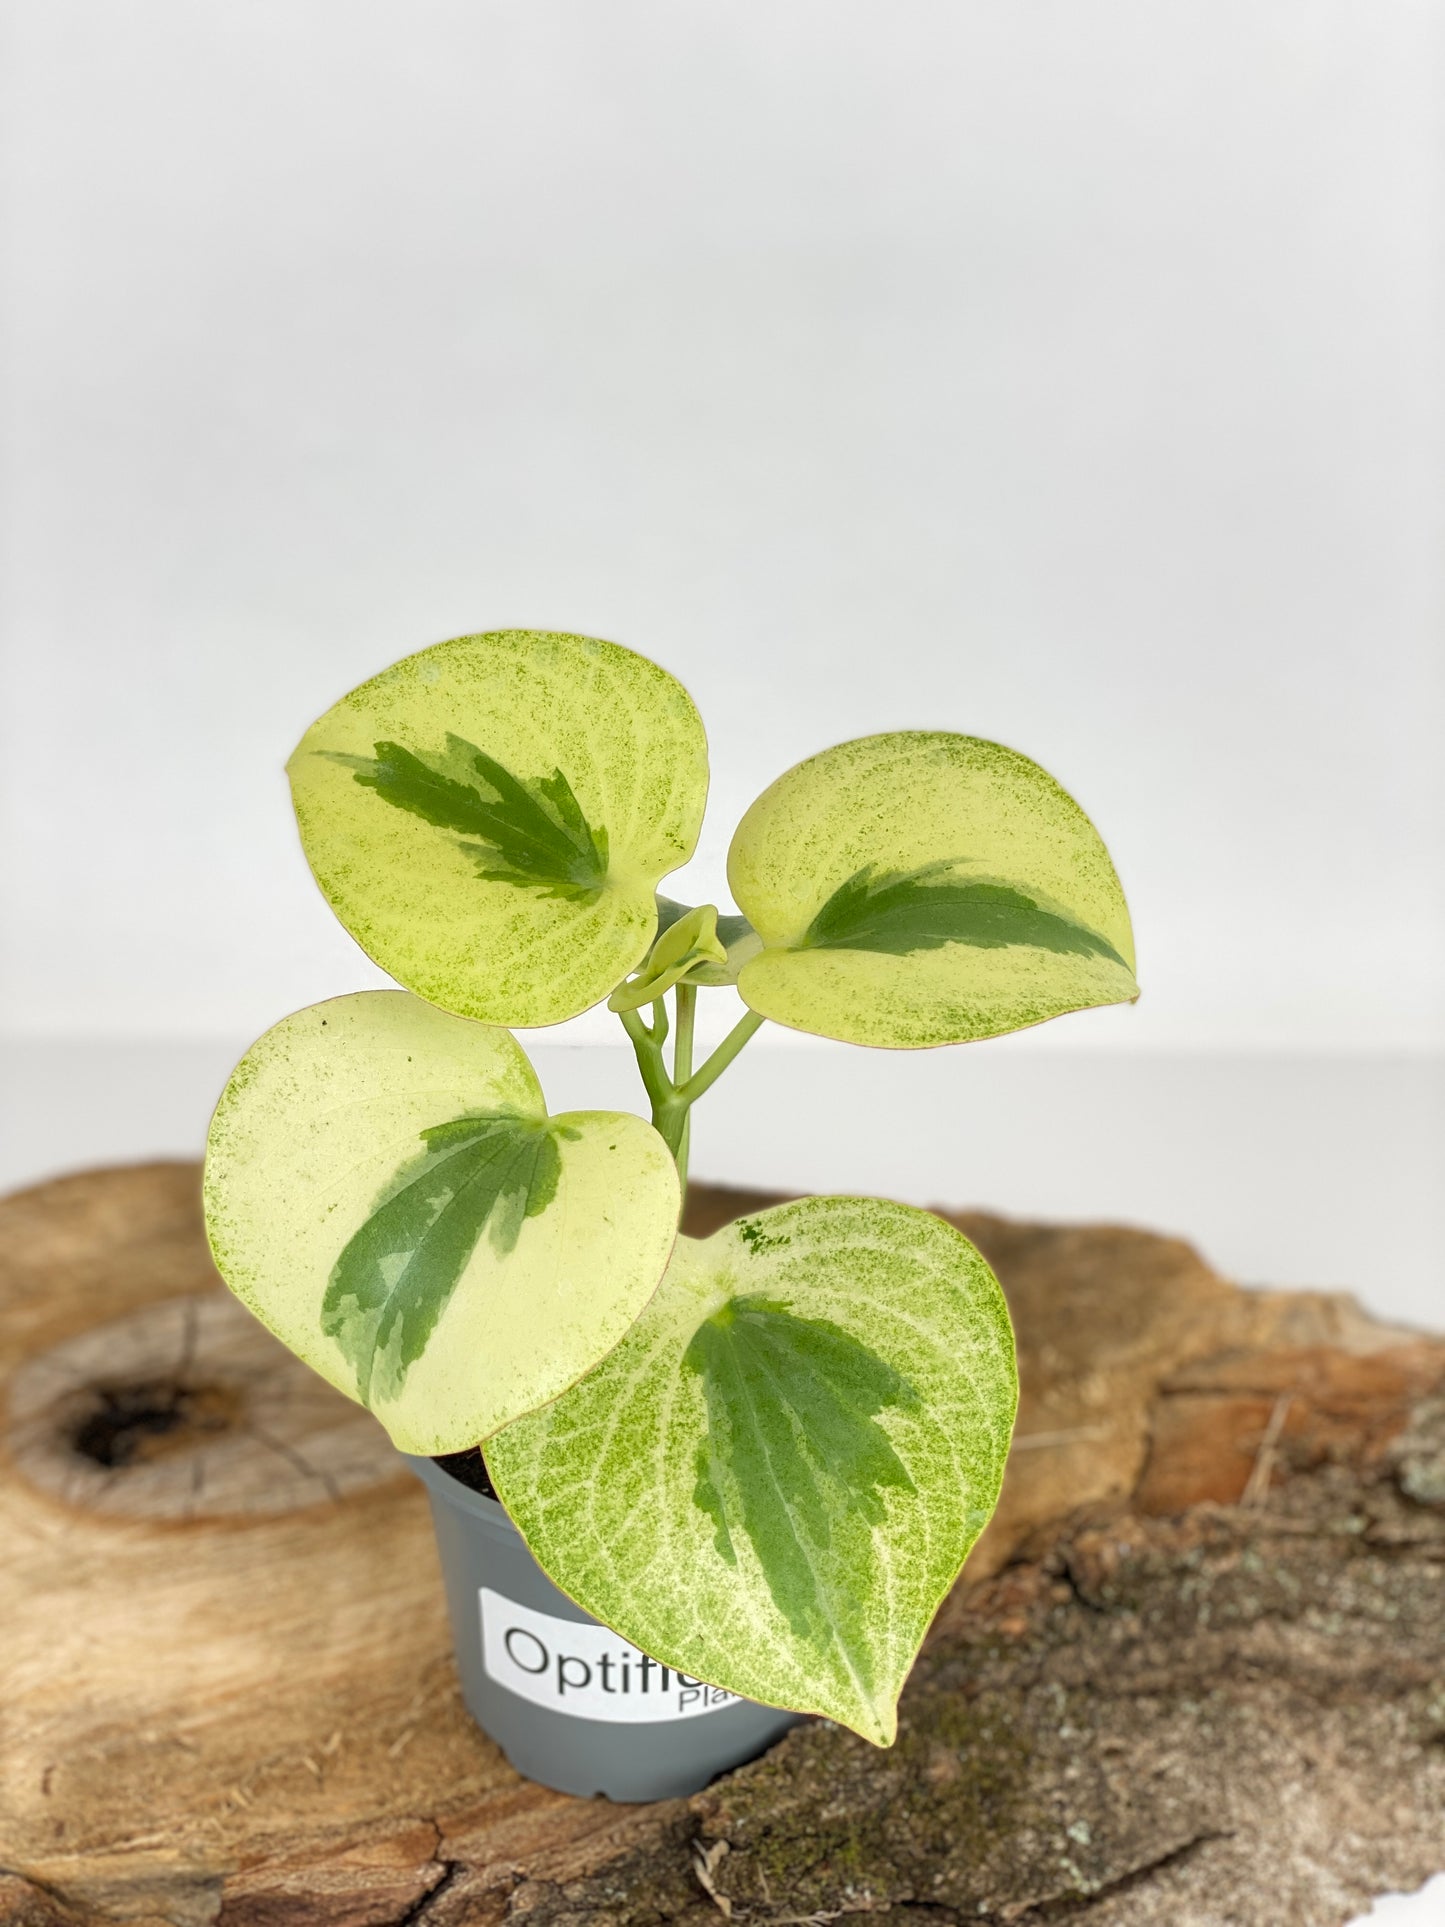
[1,0,1442,1323]
[2,0,1442,1052]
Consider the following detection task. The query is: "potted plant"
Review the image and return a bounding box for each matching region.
[203,629,1137,1801]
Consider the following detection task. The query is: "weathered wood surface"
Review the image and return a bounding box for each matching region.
[2,1162,1442,1927]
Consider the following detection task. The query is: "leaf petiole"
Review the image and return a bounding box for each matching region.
[675,1008,765,1107]
[617,1003,673,1114]
[673,983,696,1087]
[617,985,765,1194]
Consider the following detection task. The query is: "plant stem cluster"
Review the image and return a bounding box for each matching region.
[617,985,765,1193]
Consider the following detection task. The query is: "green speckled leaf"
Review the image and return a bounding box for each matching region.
[203,991,680,1455]
[726,733,1137,1048]
[288,631,710,1026]
[487,1197,1017,1743]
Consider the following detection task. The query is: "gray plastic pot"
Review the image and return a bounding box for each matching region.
[406,1453,801,1800]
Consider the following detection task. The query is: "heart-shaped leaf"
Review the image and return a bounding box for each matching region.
[203,991,680,1454]
[487,1197,1017,1743]
[726,732,1137,1047]
[288,631,710,1026]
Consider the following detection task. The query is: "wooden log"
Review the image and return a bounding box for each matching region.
[1,1163,1441,1926]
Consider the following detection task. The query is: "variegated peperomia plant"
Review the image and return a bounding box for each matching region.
[204,629,1138,1746]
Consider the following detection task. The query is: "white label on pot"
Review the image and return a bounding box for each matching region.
[480,1589,741,1723]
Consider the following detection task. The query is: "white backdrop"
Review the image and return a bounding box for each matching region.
[2,0,1441,1052]
[2,5,1443,1249]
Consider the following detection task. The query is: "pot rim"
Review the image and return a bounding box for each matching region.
[403,1451,514,1529]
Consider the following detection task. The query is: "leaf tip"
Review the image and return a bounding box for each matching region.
[846,1698,898,1748]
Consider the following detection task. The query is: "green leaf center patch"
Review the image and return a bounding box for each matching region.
[686,1296,920,1675]
[803,862,1130,968]
[323,1112,580,1405]
[332,735,610,903]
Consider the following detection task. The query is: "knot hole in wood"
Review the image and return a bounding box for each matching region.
[5,1289,402,1521]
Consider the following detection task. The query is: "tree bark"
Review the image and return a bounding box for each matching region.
[2,1164,1441,1927]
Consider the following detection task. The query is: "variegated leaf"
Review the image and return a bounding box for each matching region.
[288,631,710,1026]
[487,1196,1017,1744]
[203,991,680,1454]
[726,732,1137,1047]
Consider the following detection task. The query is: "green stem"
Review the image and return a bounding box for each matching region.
[673,983,696,1087]
[617,1003,672,1114]
[675,1008,766,1107]
[619,989,765,1202]
[671,985,697,1194]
